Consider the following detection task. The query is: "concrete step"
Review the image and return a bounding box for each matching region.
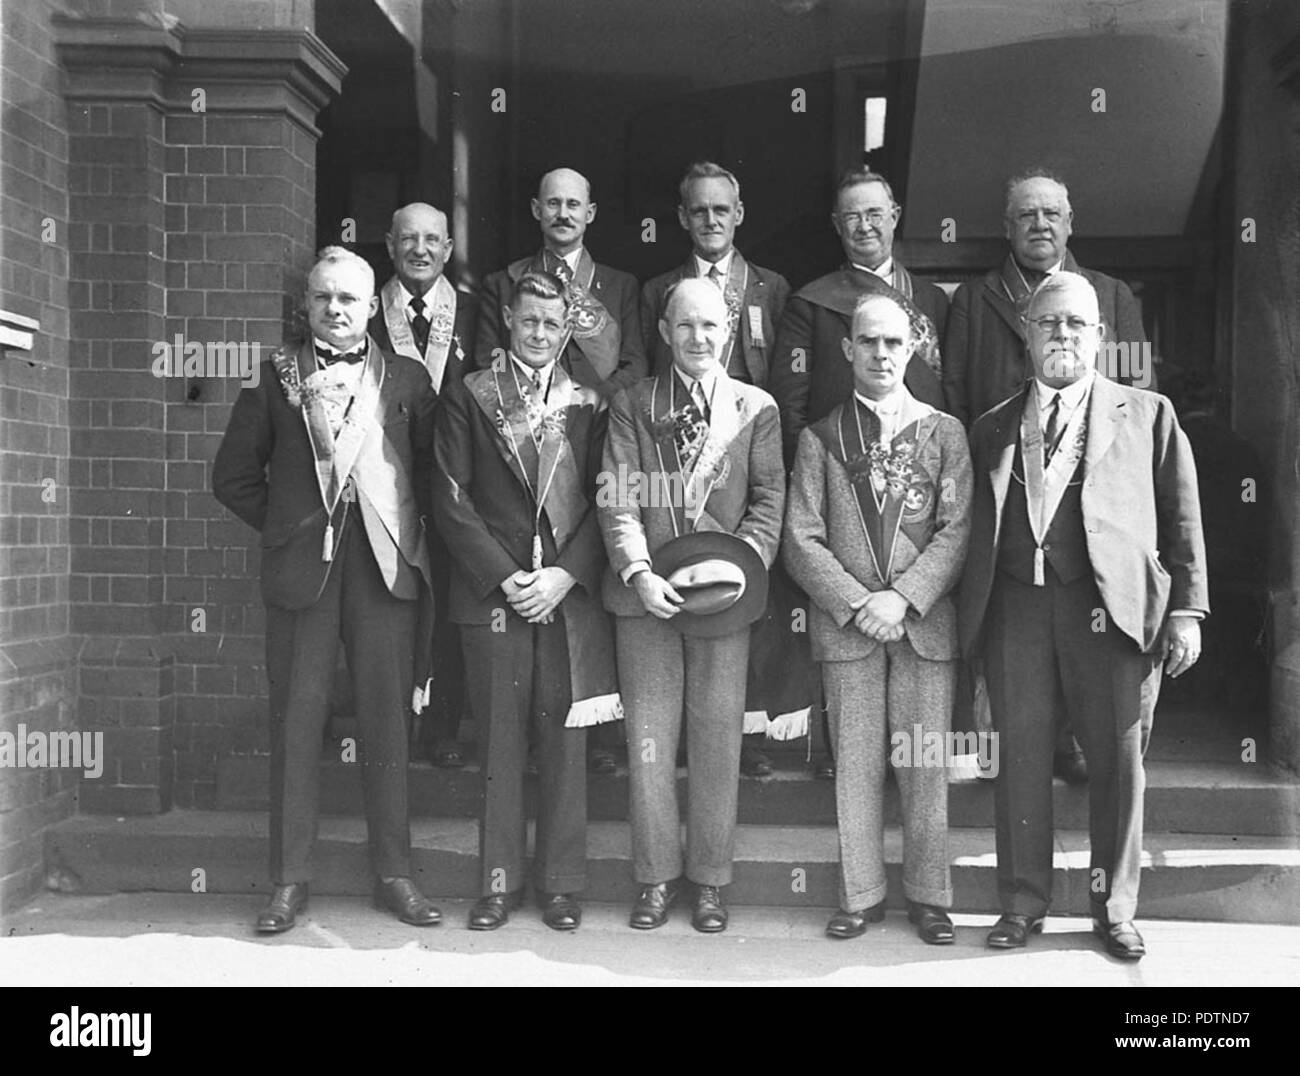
[46,810,1300,923]
[214,754,1300,836]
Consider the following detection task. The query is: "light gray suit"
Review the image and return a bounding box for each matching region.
[599,371,785,886]
[784,390,973,911]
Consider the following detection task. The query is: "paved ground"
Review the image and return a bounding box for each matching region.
[3,892,1298,987]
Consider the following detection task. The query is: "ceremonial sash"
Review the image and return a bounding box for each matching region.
[281,341,386,562]
[812,397,941,585]
[464,362,586,567]
[796,265,941,377]
[647,372,738,537]
[996,249,1084,327]
[508,249,621,381]
[1018,383,1089,585]
[380,275,460,392]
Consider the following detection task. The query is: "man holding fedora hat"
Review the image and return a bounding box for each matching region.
[783,292,972,943]
[599,277,785,933]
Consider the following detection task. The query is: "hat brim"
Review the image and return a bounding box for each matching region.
[651,531,769,638]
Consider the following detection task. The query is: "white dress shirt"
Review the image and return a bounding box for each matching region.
[695,249,734,287]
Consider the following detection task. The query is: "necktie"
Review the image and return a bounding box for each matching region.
[551,256,573,286]
[315,343,366,366]
[531,368,544,398]
[691,380,710,424]
[707,264,723,290]
[409,295,430,353]
[1043,393,1063,464]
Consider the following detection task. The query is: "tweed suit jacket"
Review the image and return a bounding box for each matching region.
[783,392,973,663]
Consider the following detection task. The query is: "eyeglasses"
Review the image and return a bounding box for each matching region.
[838,209,893,228]
[1027,315,1097,334]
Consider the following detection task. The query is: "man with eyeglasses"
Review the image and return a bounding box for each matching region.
[770,168,949,470]
[958,271,1206,961]
[943,167,1153,785]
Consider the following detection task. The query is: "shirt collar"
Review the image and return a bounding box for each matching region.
[854,385,906,415]
[395,278,437,311]
[1034,369,1095,414]
[544,247,583,274]
[851,257,894,282]
[695,249,734,281]
[313,335,367,358]
[510,352,557,394]
[674,363,722,401]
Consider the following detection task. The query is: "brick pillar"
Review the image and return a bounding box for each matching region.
[55,18,344,813]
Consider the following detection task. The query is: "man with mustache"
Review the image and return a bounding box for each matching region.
[213,247,443,934]
[943,168,1153,784]
[959,271,1206,960]
[370,202,477,770]
[478,167,647,776]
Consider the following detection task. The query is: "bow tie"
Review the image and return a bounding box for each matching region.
[315,343,366,366]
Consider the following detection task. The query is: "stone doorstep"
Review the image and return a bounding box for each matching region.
[43,810,1300,924]
[211,754,1300,837]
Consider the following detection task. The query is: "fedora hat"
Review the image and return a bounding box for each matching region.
[651,531,769,638]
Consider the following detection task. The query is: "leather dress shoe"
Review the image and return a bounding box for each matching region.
[1094,917,1146,961]
[986,912,1045,949]
[908,903,955,945]
[374,877,442,926]
[588,747,617,776]
[539,892,582,931]
[256,882,308,934]
[629,880,680,930]
[691,884,728,933]
[825,902,884,939]
[468,891,523,930]
[1053,742,1089,785]
[740,742,773,777]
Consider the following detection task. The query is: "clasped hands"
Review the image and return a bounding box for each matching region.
[501,566,576,624]
[849,589,910,642]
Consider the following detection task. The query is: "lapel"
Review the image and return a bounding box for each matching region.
[986,385,1028,540]
[982,263,1025,339]
[1083,374,1127,474]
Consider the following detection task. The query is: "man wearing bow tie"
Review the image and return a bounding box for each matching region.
[213,246,442,933]
[783,293,972,944]
[370,202,478,770]
[640,162,811,779]
[434,270,618,931]
[599,278,785,933]
[477,167,646,775]
[943,169,1153,785]
[958,271,1207,960]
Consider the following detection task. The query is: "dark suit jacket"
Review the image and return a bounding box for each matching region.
[942,250,1150,428]
[368,277,478,400]
[212,339,436,613]
[958,376,1209,658]
[768,266,949,468]
[598,373,786,619]
[474,252,647,400]
[639,255,791,384]
[432,370,608,626]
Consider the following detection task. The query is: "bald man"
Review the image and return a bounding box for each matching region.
[478,167,647,775]
[370,202,478,769]
[599,278,785,933]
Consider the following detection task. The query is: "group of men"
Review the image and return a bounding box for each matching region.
[212,159,1207,960]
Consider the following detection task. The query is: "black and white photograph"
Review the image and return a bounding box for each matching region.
[0,0,1297,1032]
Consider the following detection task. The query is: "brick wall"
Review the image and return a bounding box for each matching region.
[0,0,75,912]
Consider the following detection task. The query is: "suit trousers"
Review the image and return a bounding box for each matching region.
[984,569,1160,923]
[420,532,467,750]
[617,615,748,887]
[824,641,955,912]
[461,616,587,896]
[266,509,415,884]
